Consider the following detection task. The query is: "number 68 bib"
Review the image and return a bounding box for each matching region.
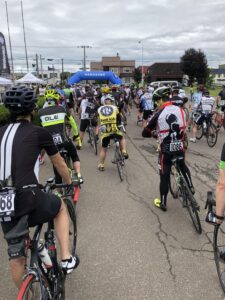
[0,190,15,218]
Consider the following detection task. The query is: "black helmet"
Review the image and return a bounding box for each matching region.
[171,86,180,93]
[203,89,210,96]
[3,85,36,114]
[152,87,171,102]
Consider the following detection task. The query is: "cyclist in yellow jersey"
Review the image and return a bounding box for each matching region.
[97,94,128,171]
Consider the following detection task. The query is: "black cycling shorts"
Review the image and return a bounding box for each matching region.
[158,152,185,175]
[143,110,153,120]
[221,105,225,112]
[102,134,122,148]
[80,119,97,132]
[66,100,75,109]
[1,189,61,258]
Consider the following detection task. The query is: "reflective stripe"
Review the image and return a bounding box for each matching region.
[40,112,66,126]
[0,123,21,180]
[219,161,225,170]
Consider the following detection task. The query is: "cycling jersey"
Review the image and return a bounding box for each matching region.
[200,96,215,114]
[80,98,97,120]
[140,93,154,111]
[98,105,122,139]
[143,102,186,154]
[38,105,79,145]
[171,95,185,107]
[63,88,74,109]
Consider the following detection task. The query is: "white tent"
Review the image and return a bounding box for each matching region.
[16,72,45,84]
[0,77,12,86]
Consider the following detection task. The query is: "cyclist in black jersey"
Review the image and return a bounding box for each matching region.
[142,87,194,211]
[39,90,83,184]
[0,86,79,290]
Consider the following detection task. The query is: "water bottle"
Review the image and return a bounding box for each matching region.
[38,240,53,268]
[205,211,216,224]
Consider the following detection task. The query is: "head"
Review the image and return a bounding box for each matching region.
[152,87,171,107]
[171,86,179,96]
[86,91,94,100]
[44,89,60,106]
[104,94,115,105]
[203,90,210,97]
[3,85,36,122]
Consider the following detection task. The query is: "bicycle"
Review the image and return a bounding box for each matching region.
[169,156,202,234]
[86,118,98,155]
[17,179,77,299]
[111,131,126,182]
[195,112,218,147]
[205,191,225,293]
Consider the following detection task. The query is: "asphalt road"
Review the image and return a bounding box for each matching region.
[0,110,225,300]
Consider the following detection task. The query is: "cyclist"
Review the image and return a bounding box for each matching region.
[139,89,154,127]
[171,86,187,107]
[63,84,75,117]
[142,87,194,211]
[215,85,225,127]
[1,86,79,289]
[79,91,99,144]
[194,90,215,128]
[97,94,129,171]
[38,89,83,184]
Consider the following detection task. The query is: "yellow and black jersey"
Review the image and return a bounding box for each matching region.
[98,105,122,138]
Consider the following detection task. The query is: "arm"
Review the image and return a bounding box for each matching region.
[50,153,71,185]
[142,110,160,137]
[68,115,79,138]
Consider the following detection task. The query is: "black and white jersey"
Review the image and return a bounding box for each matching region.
[0,120,57,188]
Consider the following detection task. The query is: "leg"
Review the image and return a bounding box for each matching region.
[79,131,85,143]
[10,257,26,289]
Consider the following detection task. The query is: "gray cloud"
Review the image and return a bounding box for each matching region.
[1,0,225,72]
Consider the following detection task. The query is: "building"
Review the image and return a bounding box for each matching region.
[90,55,135,84]
[211,68,225,86]
[147,62,183,82]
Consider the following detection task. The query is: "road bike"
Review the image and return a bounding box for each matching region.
[169,156,202,234]
[111,132,126,182]
[17,179,77,299]
[86,118,98,155]
[195,112,218,147]
[205,191,225,293]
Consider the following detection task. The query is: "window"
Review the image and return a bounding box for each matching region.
[111,67,119,74]
[123,67,131,73]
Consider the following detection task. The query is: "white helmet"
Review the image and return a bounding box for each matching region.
[104,94,115,105]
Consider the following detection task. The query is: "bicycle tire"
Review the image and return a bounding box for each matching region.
[206,123,218,148]
[115,148,124,182]
[213,224,225,293]
[183,182,202,234]
[196,124,203,140]
[184,107,189,122]
[169,168,179,199]
[17,273,51,300]
[64,198,77,256]
[90,127,98,155]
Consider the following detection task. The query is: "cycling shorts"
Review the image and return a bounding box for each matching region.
[1,189,61,259]
[158,152,185,175]
[101,134,122,148]
[66,99,75,109]
[80,118,98,132]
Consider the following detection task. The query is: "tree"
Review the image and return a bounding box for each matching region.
[180,48,208,85]
[133,67,142,84]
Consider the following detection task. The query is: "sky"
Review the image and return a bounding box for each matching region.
[1,0,225,73]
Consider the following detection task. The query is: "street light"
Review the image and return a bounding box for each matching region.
[138,40,144,86]
[77,45,92,71]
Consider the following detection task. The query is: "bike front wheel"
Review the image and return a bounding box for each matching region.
[196,124,203,140]
[115,148,124,182]
[214,223,225,293]
[64,198,77,256]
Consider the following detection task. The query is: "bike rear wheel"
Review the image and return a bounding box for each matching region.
[89,127,98,155]
[183,182,202,234]
[64,198,77,256]
[17,274,51,300]
[213,223,225,293]
[206,123,218,147]
[115,148,124,181]
[196,124,203,140]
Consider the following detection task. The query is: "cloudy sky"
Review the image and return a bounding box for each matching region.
[1,0,225,73]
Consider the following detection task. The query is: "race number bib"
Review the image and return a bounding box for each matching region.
[170,141,183,152]
[52,133,63,145]
[81,113,89,119]
[0,190,15,219]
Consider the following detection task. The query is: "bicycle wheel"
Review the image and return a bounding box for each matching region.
[213,224,225,293]
[183,182,202,234]
[89,127,98,155]
[115,148,124,182]
[184,107,189,122]
[64,198,77,256]
[17,273,51,300]
[206,123,218,147]
[169,167,179,199]
[196,124,203,140]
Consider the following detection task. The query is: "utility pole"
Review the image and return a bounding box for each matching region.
[77,45,92,71]
[35,54,39,76]
[61,58,64,84]
[21,0,29,72]
[5,1,14,80]
[40,54,43,79]
[138,40,144,86]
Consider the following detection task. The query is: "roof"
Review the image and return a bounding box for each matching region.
[211,69,225,75]
[149,62,183,76]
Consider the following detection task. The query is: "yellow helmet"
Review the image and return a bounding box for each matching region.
[44,89,60,102]
[101,87,111,94]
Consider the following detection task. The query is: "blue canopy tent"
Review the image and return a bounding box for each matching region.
[68,71,123,85]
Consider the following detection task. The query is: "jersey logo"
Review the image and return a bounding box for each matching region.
[44,115,59,121]
[100,106,113,117]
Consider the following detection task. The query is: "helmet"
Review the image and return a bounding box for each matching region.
[3,85,36,114]
[104,94,115,105]
[203,90,210,96]
[44,89,60,103]
[111,85,117,91]
[86,91,94,99]
[102,87,111,94]
[171,86,180,93]
[152,87,171,102]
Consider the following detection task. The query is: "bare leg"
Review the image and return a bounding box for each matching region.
[54,200,70,260]
[119,137,127,152]
[79,131,85,143]
[74,161,81,174]
[10,257,26,289]
[99,147,107,164]
[192,124,197,139]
